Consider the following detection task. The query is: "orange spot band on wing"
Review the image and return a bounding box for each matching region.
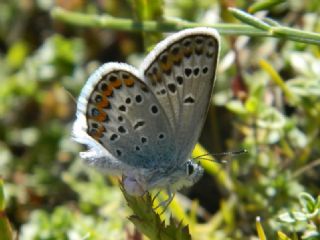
[124,77,135,87]
[173,52,183,64]
[154,73,162,83]
[103,85,113,97]
[97,98,110,109]
[92,110,108,122]
[147,73,156,86]
[184,48,192,57]
[92,124,106,137]
[97,125,106,134]
[160,62,172,71]
[160,56,174,72]
[110,79,122,89]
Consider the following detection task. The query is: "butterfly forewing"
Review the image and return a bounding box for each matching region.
[77,63,175,169]
[142,28,220,163]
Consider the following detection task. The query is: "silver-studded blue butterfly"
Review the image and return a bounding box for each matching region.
[73,27,220,201]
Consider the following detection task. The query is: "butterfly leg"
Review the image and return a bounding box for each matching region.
[164,187,175,208]
[153,187,175,214]
[151,191,161,205]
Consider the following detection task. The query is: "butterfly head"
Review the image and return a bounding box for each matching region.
[171,159,204,190]
[151,159,204,192]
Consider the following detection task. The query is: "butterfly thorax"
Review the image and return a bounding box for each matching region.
[123,159,203,196]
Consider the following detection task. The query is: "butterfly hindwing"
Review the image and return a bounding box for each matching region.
[76,63,175,169]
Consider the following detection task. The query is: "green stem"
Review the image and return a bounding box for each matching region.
[229,7,271,31]
[0,178,13,240]
[51,7,320,46]
[229,7,320,45]
[51,7,263,34]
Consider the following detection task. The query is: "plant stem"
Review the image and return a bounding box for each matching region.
[229,8,320,45]
[51,7,262,34]
[51,7,320,46]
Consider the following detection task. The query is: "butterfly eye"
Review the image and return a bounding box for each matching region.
[187,162,194,176]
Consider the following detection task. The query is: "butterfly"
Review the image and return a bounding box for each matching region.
[73,27,220,203]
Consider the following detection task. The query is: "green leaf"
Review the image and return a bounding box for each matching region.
[277,231,292,240]
[226,100,248,115]
[287,79,320,97]
[248,0,286,14]
[257,107,286,129]
[122,186,191,240]
[259,59,298,104]
[298,192,316,214]
[256,216,267,240]
[278,211,308,223]
[245,96,260,113]
[315,196,320,210]
[131,0,164,21]
[302,230,320,240]
[229,7,271,31]
[6,40,29,69]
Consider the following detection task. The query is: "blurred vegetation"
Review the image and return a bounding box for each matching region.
[0,0,320,239]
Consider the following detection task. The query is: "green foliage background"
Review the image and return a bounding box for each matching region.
[0,0,320,239]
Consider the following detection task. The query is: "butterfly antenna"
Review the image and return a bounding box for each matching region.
[194,149,248,164]
[195,149,247,159]
[212,149,248,157]
[195,157,228,164]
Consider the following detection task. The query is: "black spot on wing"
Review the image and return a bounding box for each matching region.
[185,68,192,77]
[167,83,176,93]
[184,96,195,104]
[133,121,145,130]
